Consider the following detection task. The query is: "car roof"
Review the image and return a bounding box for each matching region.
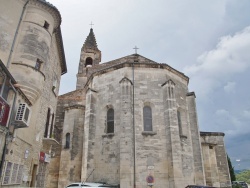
[66,182,110,186]
[84,182,106,185]
[233,181,246,183]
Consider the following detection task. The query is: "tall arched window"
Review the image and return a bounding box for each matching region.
[177,110,182,135]
[143,106,152,131]
[85,57,93,67]
[65,133,70,149]
[107,108,114,133]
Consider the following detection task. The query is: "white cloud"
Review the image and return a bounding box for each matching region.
[184,26,250,98]
[215,109,229,116]
[242,110,250,119]
[215,109,250,137]
[224,81,236,93]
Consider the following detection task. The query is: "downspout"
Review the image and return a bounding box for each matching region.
[132,61,136,188]
[6,0,30,68]
[0,80,17,179]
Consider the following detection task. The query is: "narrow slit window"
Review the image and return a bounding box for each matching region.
[44,108,50,138]
[107,108,114,133]
[43,21,49,30]
[49,113,54,138]
[177,110,182,135]
[143,106,152,131]
[65,133,70,149]
[35,59,43,70]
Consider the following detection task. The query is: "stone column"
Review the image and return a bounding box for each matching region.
[162,80,183,188]
[186,92,205,185]
[119,77,133,187]
[81,88,97,182]
[215,136,231,187]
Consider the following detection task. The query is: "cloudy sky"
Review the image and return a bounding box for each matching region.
[49,0,250,170]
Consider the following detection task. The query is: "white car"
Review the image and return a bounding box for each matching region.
[66,182,118,188]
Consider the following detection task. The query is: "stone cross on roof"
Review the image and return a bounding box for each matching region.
[89,21,94,28]
[133,46,139,54]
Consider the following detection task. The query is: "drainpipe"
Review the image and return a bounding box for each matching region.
[6,0,29,68]
[132,61,136,188]
[0,80,18,179]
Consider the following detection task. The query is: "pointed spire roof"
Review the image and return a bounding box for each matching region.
[83,28,99,51]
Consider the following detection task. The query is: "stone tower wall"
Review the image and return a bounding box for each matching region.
[0,0,65,187]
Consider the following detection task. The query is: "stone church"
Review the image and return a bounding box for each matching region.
[51,28,231,188]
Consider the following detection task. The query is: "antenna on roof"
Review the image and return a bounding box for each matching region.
[83,169,95,184]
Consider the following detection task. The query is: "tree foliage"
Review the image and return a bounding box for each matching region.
[236,170,250,184]
[228,155,236,181]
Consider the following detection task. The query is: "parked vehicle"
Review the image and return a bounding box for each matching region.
[66,182,119,188]
[232,181,248,188]
[185,185,217,188]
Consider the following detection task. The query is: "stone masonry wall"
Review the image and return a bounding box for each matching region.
[54,89,85,188]
[83,65,196,188]
[200,132,231,188]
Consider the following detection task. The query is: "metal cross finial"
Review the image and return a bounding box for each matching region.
[90,21,94,28]
[133,46,139,54]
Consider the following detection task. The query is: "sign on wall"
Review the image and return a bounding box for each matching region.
[146,175,154,187]
[39,152,50,163]
[39,152,45,162]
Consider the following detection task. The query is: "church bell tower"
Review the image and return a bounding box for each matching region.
[76,28,101,89]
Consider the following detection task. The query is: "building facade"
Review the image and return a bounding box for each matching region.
[0,0,66,187]
[52,28,231,188]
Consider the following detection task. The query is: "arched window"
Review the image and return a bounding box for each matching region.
[143,106,152,131]
[85,57,93,67]
[65,133,70,149]
[177,110,182,135]
[107,108,114,133]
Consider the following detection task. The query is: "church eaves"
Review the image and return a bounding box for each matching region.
[82,53,189,88]
[83,28,100,51]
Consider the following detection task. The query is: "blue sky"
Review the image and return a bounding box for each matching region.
[49,0,250,170]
